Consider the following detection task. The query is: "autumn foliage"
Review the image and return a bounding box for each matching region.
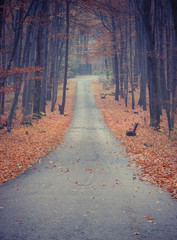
[91,80,177,199]
[0,80,77,184]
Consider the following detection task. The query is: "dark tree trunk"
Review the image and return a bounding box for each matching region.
[142,0,161,127]
[170,0,177,129]
[171,76,176,129]
[51,0,64,112]
[105,58,109,80]
[60,0,70,115]
[21,13,35,109]
[40,10,49,114]
[136,17,147,111]
[21,28,36,124]
[124,20,128,107]
[0,1,5,115]
[51,39,58,112]
[119,23,124,98]
[33,2,46,116]
[129,0,135,109]
[112,14,119,101]
[39,0,48,114]
[165,9,173,132]
[160,14,166,111]
[0,0,5,52]
[7,6,24,132]
[21,0,38,124]
[170,0,177,38]
[47,37,54,102]
[0,92,5,114]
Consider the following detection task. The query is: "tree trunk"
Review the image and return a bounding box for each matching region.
[105,58,109,80]
[7,6,24,132]
[170,0,177,38]
[142,0,161,127]
[40,26,49,113]
[40,0,48,114]
[112,13,119,101]
[60,0,70,115]
[119,23,124,98]
[0,2,5,115]
[51,38,59,112]
[129,0,135,109]
[136,18,147,110]
[124,20,128,107]
[21,30,36,124]
[0,0,5,52]
[33,24,43,115]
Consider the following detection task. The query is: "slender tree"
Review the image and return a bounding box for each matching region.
[60,0,70,114]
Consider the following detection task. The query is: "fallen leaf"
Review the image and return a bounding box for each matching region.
[91,81,177,199]
[0,81,77,185]
[16,216,22,222]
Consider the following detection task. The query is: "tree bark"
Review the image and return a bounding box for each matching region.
[33,1,47,116]
[60,0,70,115]
[129,0,135,109]
[21,29,36,124]
[7,6,24,132]
[40,20,49,113]
[142,0,161,127]
[111,8,119,101]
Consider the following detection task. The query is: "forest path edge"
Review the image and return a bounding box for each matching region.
[91,80,177,199]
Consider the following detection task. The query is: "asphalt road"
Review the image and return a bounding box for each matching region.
[0,76,177,240]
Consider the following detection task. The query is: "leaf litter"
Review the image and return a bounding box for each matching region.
[0,81,77,184]
[91,81,177,199]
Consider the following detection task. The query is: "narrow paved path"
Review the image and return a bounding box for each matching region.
[0,77,177,240]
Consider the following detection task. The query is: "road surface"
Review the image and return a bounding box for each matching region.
[0,76,177,240]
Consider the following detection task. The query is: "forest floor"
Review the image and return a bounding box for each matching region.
[91,78,177,199]
[0,80,77,185]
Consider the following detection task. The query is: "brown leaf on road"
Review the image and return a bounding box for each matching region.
[134,232,140,235]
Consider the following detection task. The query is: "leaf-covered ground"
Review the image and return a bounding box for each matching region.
[91,80,177,199]
[0,80,77,184]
